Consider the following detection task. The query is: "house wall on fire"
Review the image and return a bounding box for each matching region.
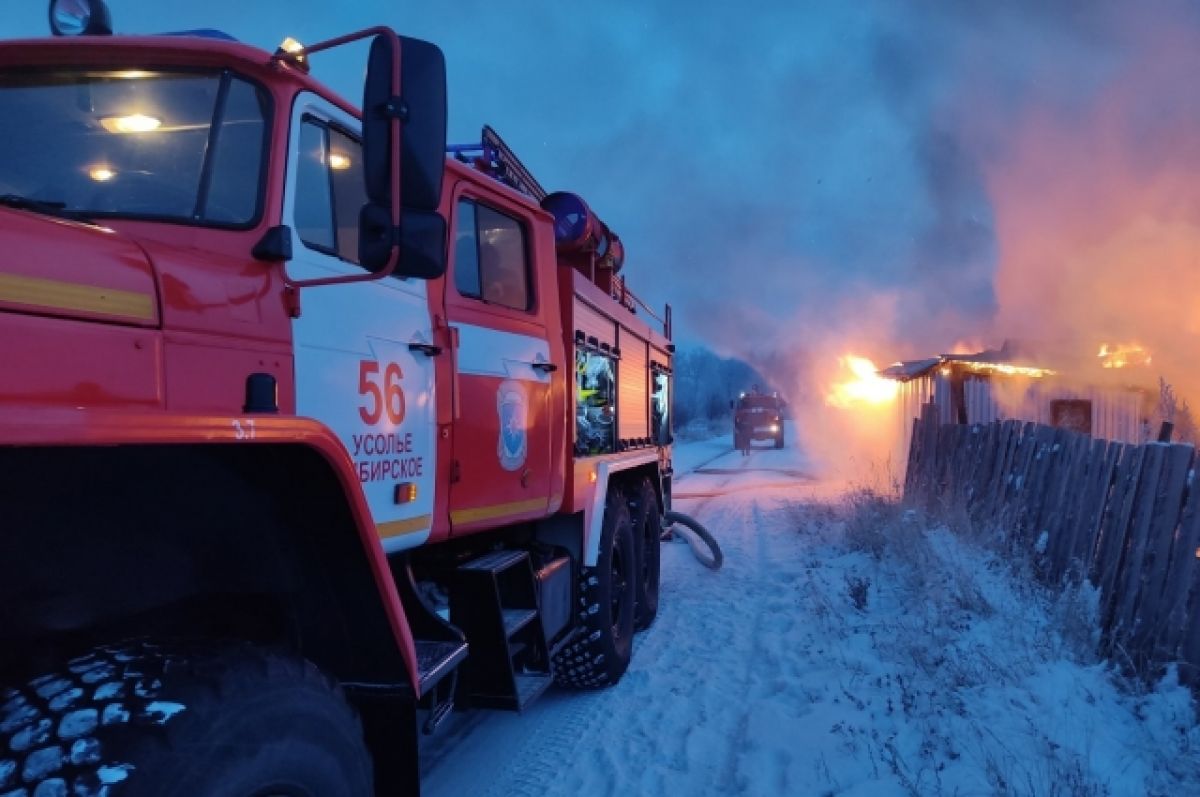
[889,362,1152,463]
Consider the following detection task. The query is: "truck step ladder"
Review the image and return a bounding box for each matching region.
[390,560,469,733]
[452,549,553,711]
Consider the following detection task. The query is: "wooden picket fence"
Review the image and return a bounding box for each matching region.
[904,403,1200,679]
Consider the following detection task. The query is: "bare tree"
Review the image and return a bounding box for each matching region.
[1154,378,1197,444]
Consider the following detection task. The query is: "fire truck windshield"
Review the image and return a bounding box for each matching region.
[0,69,268,226]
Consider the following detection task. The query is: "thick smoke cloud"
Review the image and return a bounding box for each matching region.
[6,1,1198,470]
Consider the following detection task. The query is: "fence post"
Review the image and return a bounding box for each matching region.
[1101,444,1163,654]
[903,415,921,500]
[1130,443,1194,661]
[1158,455,1200,666]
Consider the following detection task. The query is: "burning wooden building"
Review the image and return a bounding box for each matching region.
[881,342,1155,459]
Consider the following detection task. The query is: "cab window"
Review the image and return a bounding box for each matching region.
[453,198,531,311]
[294,117,366,264]
[576,347,617,456]
[652,366,672,445]
[0,69,268,226]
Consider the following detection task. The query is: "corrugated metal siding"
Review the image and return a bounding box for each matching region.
[906,373,1148,445]
[897,375,935,464]
[933,375,952,423]
[618,329,648,440]
[966,377,999,424]
[575,299,617,348]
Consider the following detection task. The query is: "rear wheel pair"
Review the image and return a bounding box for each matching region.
[552,479,660,689]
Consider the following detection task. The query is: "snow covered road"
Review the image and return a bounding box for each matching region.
[420,428,1200,796]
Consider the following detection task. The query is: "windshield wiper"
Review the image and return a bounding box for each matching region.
[0,194,93,222]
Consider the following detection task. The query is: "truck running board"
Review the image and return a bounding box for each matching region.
[389,557,471,728]
[415,639,469,696]
[451,549,553,711]
[415,638,468,735]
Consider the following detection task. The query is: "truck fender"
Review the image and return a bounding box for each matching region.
[581,451,660,566]
[0,408,421,694]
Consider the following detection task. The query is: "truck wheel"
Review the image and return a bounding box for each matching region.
[552,488,636,689]
[775,431,785,449]
[0,641,373,797]
[630,478,661,631]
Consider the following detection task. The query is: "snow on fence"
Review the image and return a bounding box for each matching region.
[904,402,1200,679]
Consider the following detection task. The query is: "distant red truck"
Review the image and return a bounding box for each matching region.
[732,390,786,451]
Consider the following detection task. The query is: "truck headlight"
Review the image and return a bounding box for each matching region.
[49,0,113,36]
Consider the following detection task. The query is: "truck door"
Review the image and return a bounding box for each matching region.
[284,94,437,553]
[444,190,553,533]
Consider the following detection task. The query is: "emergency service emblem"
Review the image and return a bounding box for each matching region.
[496,379,528,471]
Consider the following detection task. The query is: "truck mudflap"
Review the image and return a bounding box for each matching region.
[0,406,422,695]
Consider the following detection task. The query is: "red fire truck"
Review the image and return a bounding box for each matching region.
[0,3,675,794]
[733,389,785,452]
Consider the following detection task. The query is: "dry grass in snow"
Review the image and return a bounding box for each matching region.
[792,491,1200,796]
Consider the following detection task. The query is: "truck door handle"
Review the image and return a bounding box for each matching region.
[408,342,443,357]
[531,362,557,373]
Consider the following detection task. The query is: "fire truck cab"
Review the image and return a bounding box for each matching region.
[733,388,786,451]
[0,3,674,795]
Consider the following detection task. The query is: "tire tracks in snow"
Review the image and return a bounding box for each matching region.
[717,501,770,794]
[656,485,806,794]
[421,444,819,797]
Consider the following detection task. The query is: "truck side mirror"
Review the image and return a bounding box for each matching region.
[361,206,446,279]
[361,32,448,276]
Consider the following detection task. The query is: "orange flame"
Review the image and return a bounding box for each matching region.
[826,355,898,408]
[957,362,1055,378]
[1098,342,1152,369]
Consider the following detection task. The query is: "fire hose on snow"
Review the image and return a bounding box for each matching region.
[662,510,724,571]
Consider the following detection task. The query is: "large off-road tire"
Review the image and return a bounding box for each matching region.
[630,478,662,631]
[552,488,636,689]
[0,641,373,797]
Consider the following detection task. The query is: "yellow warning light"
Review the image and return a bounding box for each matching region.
[275,37,309,72]
[87,165,116,182]
[328,152,352,170]
[394,482,418,505]
[588,470,598,484]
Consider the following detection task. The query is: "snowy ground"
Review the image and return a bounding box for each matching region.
[420,424,1200,796]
